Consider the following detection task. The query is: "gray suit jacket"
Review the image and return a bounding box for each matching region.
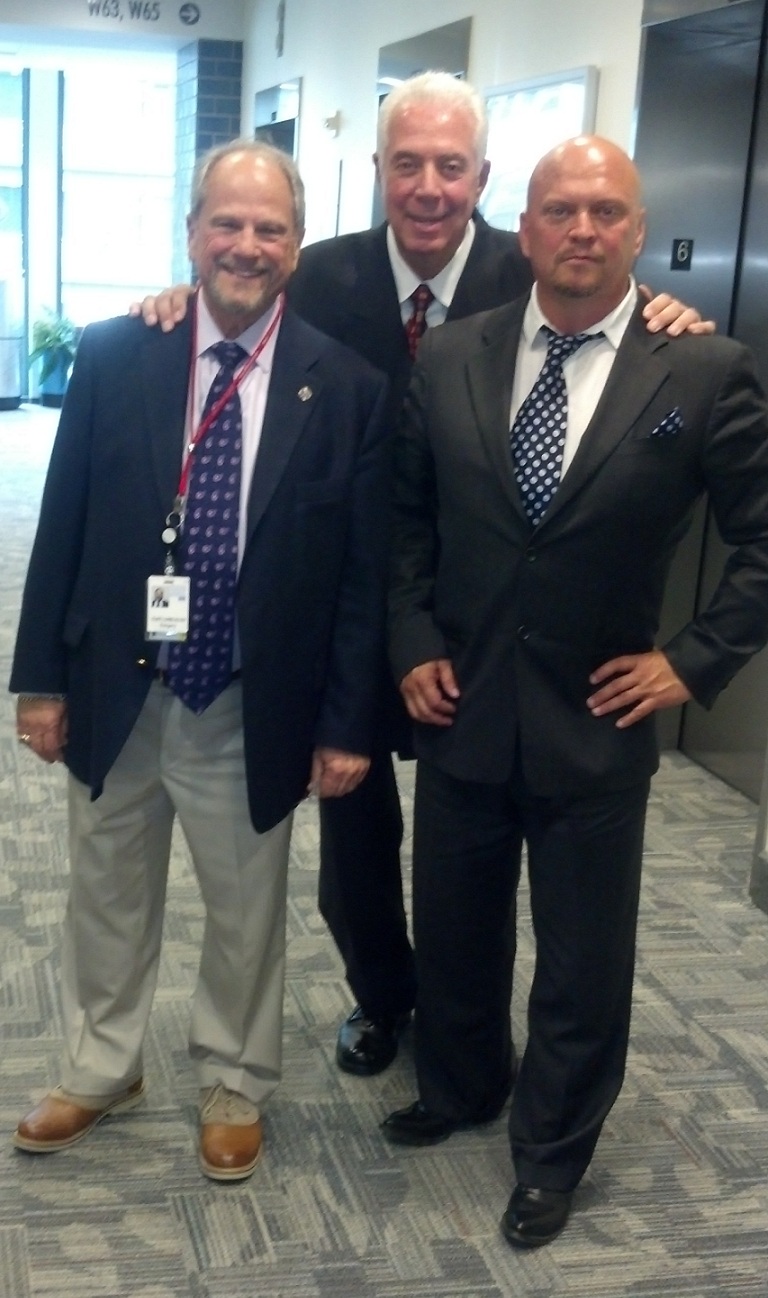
[389,294,768,795]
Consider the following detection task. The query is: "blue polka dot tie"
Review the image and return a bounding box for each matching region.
[511,327,599,524]
[166,340,247,713]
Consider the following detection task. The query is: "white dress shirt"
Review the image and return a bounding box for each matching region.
[511,279,637,477]
[387,220,477,329]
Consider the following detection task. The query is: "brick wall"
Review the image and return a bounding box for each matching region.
[173,39,243,282]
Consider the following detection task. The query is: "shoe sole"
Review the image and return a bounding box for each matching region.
[382,1107,505,1147]
[336,1049,398,1077]
[383,1127,456,1146]
[500,1220,569,1249]
[13,1083,145,1153]
[500,1199,571,1250]
[199,1142,264,1182]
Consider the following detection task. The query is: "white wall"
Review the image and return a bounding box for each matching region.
[242,0,644,246]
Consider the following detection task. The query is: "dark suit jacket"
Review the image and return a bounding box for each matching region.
[287,213,533,750]
[289,214,532,427]
[10,307,390,832]
[389,294,768,796]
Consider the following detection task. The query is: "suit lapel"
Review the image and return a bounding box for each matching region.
[463,296,672,526]
[139,318,192,516]
[541,305,671,526]
[447,213,494,321]
[243,309,323,547]
[466,298,529,513]
[139,310,325,552]
[349,226,405,336]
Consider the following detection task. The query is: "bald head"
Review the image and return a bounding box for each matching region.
[527,136,642,212]
[519,135,646,331]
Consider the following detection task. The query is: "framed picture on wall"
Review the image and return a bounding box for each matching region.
[479,67,599,231]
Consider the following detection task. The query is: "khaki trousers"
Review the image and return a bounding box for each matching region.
[61,680,293,1110]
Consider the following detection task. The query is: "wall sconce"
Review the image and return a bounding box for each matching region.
[323,110,342,137]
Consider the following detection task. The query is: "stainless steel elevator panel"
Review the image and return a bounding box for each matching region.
[644,0,756,24]
[634,2,763,330]
[681,6,768,801]
[632,0,768,790]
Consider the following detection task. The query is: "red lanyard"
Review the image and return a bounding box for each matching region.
[176,292,285,503]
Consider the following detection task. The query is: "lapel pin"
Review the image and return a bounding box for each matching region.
[298,385,313,402]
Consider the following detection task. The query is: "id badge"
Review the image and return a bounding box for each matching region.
[145,576,190,641]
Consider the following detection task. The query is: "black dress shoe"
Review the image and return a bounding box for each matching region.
[336,1006,410,1076]
[500,1184,573,1248]
[381,1100,460,1145]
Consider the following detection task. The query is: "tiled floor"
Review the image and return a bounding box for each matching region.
[1,404,767,1297]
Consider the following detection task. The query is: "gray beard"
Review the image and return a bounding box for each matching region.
[555,281,599,299]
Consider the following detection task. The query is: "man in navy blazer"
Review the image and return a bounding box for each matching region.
[385,136,768,1246]
[140,74,708,1082]
[10,140,389,1180]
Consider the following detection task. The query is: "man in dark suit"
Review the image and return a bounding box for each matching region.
[139,74,708,1080]
[10,140,388,1181]
[289,74,536,1077]
[290,78,707,1080]
[384,135,768,1246]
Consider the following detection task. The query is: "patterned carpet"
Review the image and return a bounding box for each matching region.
[0,405,767,1297]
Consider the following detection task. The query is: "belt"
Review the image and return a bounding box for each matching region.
[153,669,242,684]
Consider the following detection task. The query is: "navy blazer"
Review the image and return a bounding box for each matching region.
[11,307,390,831]
[389,294,768,795]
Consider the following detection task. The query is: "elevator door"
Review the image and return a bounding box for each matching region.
[682,10,768,801]
[633,0,768,796]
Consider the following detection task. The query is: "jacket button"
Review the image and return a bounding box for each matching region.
[517,625,530,641]
[525,549,537,562]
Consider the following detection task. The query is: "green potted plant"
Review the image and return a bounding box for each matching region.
[29,309,78,407]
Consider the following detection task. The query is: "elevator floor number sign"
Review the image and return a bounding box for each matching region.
[671,238,694,271]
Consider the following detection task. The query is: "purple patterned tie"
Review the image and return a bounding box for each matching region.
[166,340,247,713]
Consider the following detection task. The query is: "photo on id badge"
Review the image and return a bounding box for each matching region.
[145,575,191,641]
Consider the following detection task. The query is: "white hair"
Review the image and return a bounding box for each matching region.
[376,71,488,163]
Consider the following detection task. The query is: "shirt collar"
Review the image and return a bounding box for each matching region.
[194,289,283,371]
[386,219,476,310]
[523,277,638,351]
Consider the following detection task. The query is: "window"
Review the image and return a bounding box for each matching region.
[480,68,599,232]
[0,71,24,332]
[61,58,176,325]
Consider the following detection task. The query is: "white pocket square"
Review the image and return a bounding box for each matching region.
[649,407,684,438]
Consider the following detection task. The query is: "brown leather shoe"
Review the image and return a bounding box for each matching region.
[199,1084,263,1181]
[13,1079,145,1152]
